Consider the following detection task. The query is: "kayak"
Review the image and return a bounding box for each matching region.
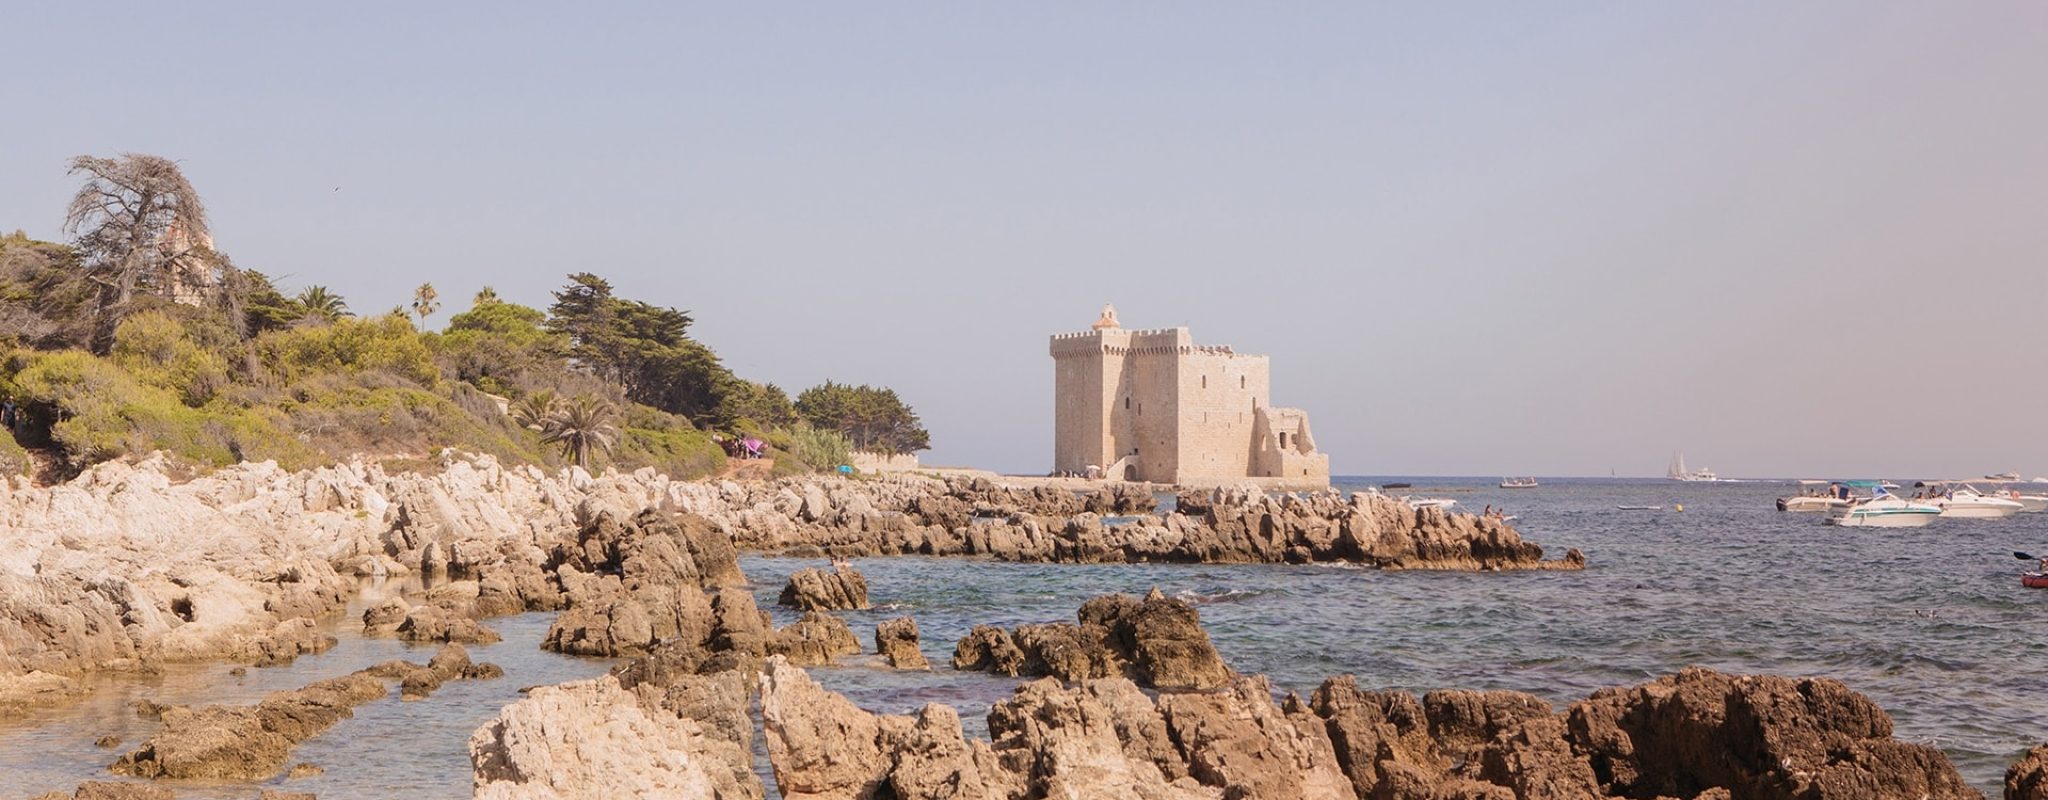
[2025,572,2048,589]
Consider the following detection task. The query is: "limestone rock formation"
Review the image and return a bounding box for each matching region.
[2,454,1573,712]
[951,590,1230,690]
[2010,744,2048,800]
[539,507,749,658]
[112,645,498,780]
[758,657,997,800]
[1564,666,1980,799]
[470,674,760,800]
[778,564,872,611]
[111,672,388,780]
[769,611,861,666]
[875,616,929,670]
[29,782,175,800]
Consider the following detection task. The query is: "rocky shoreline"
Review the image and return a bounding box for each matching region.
[2,453,2042,798]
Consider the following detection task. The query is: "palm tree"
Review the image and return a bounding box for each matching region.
[411,282,439,328]
[542,394,618,467]
[296,285,349,320]
[512,389,559,431]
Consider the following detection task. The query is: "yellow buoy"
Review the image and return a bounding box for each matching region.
[1675,503,1684,512]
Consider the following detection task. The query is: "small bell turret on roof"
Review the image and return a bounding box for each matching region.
[1092,302,1121,331]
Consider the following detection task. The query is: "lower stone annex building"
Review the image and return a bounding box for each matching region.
[1050,304,1330,490]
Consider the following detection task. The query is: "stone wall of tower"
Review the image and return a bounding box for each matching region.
[1051,314,1329,488]
[1050,329,1127,474]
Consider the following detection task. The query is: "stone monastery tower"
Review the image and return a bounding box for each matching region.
[1050,304,1330,488]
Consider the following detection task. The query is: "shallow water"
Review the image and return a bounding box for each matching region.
[4,477,2046,797]
[0,580,617,799]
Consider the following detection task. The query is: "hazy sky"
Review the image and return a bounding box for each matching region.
[5,3,2045,478]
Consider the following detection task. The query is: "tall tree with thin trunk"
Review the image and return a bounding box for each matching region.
[62,153,216,347]
[412,282,440,328]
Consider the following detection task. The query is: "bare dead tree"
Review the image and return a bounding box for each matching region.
[62,153,214,346]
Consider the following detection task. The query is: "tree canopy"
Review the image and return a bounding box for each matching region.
[545,273,736,428]
[795,381,930,454]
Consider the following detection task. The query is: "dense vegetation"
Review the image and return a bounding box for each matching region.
[0,153,930,480]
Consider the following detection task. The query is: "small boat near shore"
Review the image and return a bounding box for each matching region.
[1500,477,1538,488]
[1404,496,1457,511]
[2024,572,2048,589]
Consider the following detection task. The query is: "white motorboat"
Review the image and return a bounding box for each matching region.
[1992,489,2048,512]
[1986,471,2022,482]
[1830,493,1942,527]
[1499,477,1538,488]
[1778,495,1851,513]
[1778,480,1852,512]
[1932,486,2025,518]
[1667,453,1717,482]
[1403,496,1457,511]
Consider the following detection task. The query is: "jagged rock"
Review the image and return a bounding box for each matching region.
[2010,744,2048,800]
[1,455,1570,712]
[252,618,336,667]
[393,603,502,645]
[288,762,323,778]
[953,591,1230,691]
[1082,589,1231,690]
[1155,675,1353,799]
[256,792,315,800]
[1565,666,1979,799]
[778,564,872,611]
[875,616,930,670]
[42,783,175,800]
[470,674,760,800]
[985,677,1217,799]
[951,625,1028,675]
[769,612,861,666]
[111,672,388,780]
[758,657,891,799]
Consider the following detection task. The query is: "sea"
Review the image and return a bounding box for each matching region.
[2,476,2044,798]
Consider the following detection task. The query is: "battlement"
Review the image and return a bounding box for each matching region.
[1051,305,1329,488]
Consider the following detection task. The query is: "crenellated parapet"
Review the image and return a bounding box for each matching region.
[1050,304,1329,487]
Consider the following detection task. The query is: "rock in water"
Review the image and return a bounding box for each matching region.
[778,564,872,611]
[470,674,759,799]
[952,590,1231,690]
[769,612,861,666]
[1565,666,1980,799]
[2011,745,2048,800]
[874,617,929,670]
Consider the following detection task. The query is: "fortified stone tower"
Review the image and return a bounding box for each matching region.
[1050,304,1329,488]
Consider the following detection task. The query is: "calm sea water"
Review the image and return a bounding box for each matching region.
[4,477,2045,797]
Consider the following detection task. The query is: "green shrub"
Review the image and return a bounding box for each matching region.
[782,422,851,474]
[110,311,231,406]
[256,314,438,387]
[10,350,311,469]
[615,425,726,480]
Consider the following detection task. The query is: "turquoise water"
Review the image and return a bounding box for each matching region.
[3,477,2043,797]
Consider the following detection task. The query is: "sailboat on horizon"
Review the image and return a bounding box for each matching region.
[1668,452,1717,482]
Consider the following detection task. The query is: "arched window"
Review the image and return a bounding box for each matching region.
[1239,375,1246,389]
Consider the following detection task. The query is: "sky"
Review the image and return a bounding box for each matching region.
[4,2,2045,478]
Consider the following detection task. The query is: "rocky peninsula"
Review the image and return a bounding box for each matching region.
[3,453,2043,799]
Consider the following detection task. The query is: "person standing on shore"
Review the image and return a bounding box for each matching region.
[1,396,16,434]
